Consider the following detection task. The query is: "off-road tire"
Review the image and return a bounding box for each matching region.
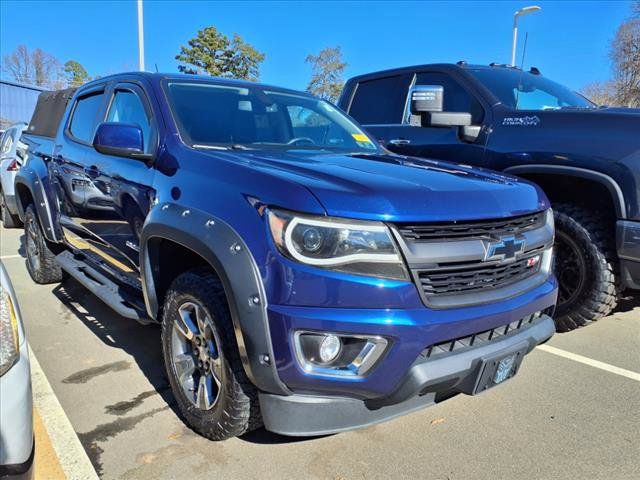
[161,268,262,440]
[24,205,64,284]
[553,203,618,332]
[0,191,21,228]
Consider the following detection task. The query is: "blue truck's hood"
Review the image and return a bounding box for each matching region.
[235,150,548,222]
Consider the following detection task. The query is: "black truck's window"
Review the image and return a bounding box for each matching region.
[349,75,411,125]
[106,90,152,152]
[415,72,484,124]
[69,92,104,143]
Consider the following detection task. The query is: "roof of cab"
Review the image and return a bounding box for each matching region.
[345,62,525,84]
[78,71,314,98]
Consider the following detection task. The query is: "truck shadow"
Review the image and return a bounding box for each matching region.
[51,279,176,412]
[50,277,320,445]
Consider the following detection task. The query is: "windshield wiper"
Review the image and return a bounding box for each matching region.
[192,144,254,151]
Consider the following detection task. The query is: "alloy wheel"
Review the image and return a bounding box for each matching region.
[171,301,224,410]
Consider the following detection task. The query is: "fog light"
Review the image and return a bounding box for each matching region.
[294,331,389,377]
[319,334,341,363]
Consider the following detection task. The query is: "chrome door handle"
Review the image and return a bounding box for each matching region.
[387,138,411,146]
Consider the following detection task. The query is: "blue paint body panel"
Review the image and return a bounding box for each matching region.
[20,72,557,408]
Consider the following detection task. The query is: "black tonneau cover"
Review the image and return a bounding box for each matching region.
[26,88,77,138]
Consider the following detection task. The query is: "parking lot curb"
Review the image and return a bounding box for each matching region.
[29,346,99,480]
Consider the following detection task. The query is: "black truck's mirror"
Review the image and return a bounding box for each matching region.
[409,85,473,131]
[93,122,152,162]
[409,85,443,114]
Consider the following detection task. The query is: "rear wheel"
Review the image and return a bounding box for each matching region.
[0,191,21,228]
[553,204,618,331]
[161,268,261,440]
[24,205,64,284]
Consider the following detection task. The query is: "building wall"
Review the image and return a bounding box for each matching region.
[0,80,46,129]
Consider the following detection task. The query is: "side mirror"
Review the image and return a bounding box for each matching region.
[410,85,443,114]
[93,122,152,161]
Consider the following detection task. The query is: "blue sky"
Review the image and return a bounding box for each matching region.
[0,0,634,91]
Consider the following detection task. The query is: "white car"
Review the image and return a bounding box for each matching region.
[0,123,27,228]
[0,262,34,479]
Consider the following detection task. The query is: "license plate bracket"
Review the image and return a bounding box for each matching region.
[473,346,527,394]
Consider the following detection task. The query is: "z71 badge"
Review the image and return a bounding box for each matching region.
[502,116,541,126]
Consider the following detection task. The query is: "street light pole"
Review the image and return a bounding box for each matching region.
[137,0,145,71]
[511,5,541,66]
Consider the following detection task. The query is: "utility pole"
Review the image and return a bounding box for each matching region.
[137,0,145,71]
[511,6,541,66]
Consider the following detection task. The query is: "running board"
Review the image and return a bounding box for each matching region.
[56,251,152,324]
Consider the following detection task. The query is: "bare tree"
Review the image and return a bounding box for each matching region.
[610,15,640,107]
[2,45,64,88]
[580,81,617,106]
[2,45,32,83]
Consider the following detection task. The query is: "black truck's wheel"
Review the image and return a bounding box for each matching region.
[552,204,618,332]
[24,205,64,284]
[0,191,21,228]
[161,268,262,440]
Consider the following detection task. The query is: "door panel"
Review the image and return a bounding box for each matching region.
[367,123,489,165]
[74,84,157,279]
[362,71,491,167]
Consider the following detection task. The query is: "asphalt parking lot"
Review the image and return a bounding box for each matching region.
[1,224,639,480]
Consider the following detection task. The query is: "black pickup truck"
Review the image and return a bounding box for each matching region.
[338,63,640,331]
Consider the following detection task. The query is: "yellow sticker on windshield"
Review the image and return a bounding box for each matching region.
[352,133,371,143]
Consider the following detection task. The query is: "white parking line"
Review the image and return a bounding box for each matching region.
[537,344,640,382]
[0,254,22,260]
[29,346,99,480]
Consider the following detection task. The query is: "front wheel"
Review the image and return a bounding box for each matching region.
[161,268,261,440]
[552,204,619,332]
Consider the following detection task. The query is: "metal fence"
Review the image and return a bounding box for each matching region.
[0,79,46,129]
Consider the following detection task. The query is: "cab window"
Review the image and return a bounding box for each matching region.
[106,90,152,152]
[414,72,484,124]
[348,75,412,125]
[69,92,105,143]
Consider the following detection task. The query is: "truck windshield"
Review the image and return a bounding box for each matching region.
[165,81,379,153]
[467,68,595,110]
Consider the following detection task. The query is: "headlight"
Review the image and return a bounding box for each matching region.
[0,285,19,376]
[268,208,408,280]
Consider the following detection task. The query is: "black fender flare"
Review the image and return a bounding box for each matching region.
[504,164,627,219]
[140,202,290,395]
[14,162,62,243]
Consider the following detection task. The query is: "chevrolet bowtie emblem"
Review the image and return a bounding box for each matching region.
[485,236,525,262]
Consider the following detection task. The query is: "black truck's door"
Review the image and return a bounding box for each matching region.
[351,71,491,166]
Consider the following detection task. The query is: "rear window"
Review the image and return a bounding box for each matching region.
[69,92,105,143]
[348,75,411,125]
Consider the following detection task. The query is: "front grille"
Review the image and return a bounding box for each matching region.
[420,312,545,360]
[417,251,543,297]
[397,212,544,242]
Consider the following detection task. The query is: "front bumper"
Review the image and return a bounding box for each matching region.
[267,276,557,399]
[0,343,34,478]
[0,439,34,480]
[617,220,640,289]
[260,315,555,436]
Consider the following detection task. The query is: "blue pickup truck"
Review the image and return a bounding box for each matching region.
[15,73,556,440]
[339,63,640,332]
